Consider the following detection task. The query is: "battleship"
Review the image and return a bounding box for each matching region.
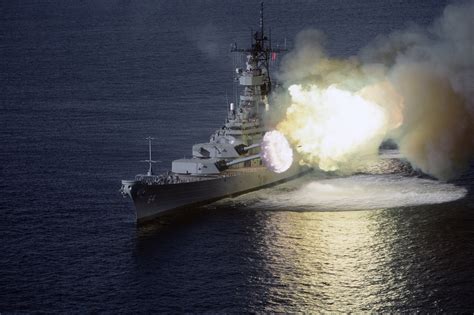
[121,4,311,223]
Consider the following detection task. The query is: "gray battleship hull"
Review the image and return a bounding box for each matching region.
[123,165,310,223]
[121,7,310,223]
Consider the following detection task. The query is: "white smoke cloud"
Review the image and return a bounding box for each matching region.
[190,23,221,59]
[279,84,389,172]
[274,1,474,180]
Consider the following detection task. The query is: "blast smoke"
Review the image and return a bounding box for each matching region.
[274,1,474,180]
[191,23,223,60]
[278,84,389,172]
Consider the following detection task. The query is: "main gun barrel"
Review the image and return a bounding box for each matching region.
[215,153,261,171]
[234,142,261,155]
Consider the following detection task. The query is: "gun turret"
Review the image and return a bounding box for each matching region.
[234,142,261,155]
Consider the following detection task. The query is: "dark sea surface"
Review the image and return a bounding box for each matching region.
[1,0,473,312]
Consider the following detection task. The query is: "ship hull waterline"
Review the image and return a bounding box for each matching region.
[123,165,311,224]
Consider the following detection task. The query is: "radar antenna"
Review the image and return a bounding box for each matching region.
[230,1,287,95]
[140,136,161,176]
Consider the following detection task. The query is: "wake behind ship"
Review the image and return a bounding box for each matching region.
[120,4,310,223]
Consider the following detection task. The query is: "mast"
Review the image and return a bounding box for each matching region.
[230,2,286,96]
[141,136,159,176]
[260,1,264,41]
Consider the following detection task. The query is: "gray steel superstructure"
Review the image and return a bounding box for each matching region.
[121,4,310,223]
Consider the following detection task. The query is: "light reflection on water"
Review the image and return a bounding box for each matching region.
[135,156,473,312]
[246,204,469,312]
[256,211,385,311]
[217,156,473,311]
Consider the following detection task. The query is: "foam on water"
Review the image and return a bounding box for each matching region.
[235,174,467,211]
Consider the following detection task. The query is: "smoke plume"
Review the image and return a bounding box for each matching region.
[274,1,474,180]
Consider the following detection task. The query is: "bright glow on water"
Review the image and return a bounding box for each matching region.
[234,174,467,211]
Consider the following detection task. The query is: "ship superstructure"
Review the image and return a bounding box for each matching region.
[121,4,310,223]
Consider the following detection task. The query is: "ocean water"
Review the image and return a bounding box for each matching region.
[1,0,473,312]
